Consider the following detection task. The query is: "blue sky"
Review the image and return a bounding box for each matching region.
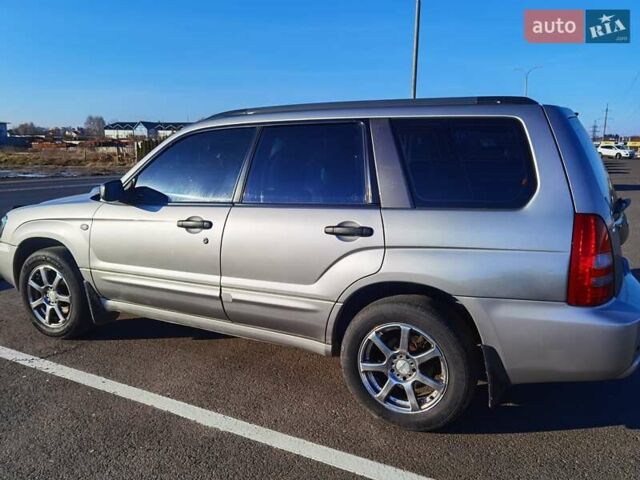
[0,0,638,134]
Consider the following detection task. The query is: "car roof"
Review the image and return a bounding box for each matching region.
[205,96,538,122]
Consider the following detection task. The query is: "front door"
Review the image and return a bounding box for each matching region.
[90,126,257,319]
[221,122,384,341]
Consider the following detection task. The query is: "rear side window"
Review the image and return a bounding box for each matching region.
[391,118,537,208]
[242,122,368,205]
[568,117,614,203]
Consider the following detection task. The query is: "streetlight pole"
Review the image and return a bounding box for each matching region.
[515,66,543,97]
[411,0,421,99]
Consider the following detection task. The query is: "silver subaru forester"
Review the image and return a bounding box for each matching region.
[1,97,639,431]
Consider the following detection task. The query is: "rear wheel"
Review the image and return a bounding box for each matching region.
[19,247,92,338]
[341,295,478,431]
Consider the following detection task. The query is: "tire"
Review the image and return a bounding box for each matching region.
[340,295,478,431]
[616,153,622,159]
[19,246,92,338]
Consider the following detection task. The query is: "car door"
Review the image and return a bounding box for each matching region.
[220,121,384,341]
[90,126,257,319]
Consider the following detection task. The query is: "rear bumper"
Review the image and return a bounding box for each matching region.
[617,353,640,379]
[0,242,16,286]
[460,268,640,384]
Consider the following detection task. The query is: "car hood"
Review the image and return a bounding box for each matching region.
[3,188,103,242]
[38,188,99,206]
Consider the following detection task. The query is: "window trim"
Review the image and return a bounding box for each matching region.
[389,115,539,211]
[124,125,259,206]
[236,119,378,208]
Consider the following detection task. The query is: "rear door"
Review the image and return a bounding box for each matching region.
[220,121,384,341]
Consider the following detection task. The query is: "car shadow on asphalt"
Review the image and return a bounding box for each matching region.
[446,373,640,433]
[615,184,640,191]
[0,281,12,292]
[85,317,225,341]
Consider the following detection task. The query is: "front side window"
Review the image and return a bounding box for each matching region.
[132,127,256,203]
[242,122,368,205]
[391,117,537,209]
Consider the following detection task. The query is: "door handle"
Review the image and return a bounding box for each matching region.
[177,217,213,230]
[324,225,373,237]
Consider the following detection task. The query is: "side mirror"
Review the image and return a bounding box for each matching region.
[99,180,125,202]
[613,197,631,219]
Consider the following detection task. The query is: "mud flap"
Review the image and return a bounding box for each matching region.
[481,344,511,408]
[84,281,119,325]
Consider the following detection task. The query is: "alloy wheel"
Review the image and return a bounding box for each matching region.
[357,323,448,414]
[27,264,72,329]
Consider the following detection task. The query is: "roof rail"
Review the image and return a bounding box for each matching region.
[206,96,538,120]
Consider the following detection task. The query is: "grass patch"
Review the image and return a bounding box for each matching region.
[0,149,135,176]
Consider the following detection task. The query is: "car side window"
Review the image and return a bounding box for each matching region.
[132,127,256,203]
[391,117,537,209]
[242,122,368,205]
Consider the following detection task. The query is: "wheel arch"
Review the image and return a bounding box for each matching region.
[13,237,75,289]
[329,281,483,356]
[328,280,514,406]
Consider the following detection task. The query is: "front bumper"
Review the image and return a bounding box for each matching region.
[0,242,16,286]
[460,267,640,385]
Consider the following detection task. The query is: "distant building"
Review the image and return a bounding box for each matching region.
[0,122,8,144]
[155,122,190,138]
[104,121,137,139]
[64,127,85,139]
[105,121,189,140]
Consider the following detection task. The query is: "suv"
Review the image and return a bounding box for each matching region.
[598,143,636,159]
[1,97,639,431]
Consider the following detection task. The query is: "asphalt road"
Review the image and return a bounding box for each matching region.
[1,168,640,479]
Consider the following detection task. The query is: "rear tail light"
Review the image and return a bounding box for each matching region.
[567,214,614,306]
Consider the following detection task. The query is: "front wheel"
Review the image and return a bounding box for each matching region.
[616,153,622,159]
[19,247,92,338]
[341,295,478,431]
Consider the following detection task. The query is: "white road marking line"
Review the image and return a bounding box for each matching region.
[0,345,433,480]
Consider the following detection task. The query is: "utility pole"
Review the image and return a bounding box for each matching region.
[602,104,610,139]
[411,0,421,99]
[590,121,599,142]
